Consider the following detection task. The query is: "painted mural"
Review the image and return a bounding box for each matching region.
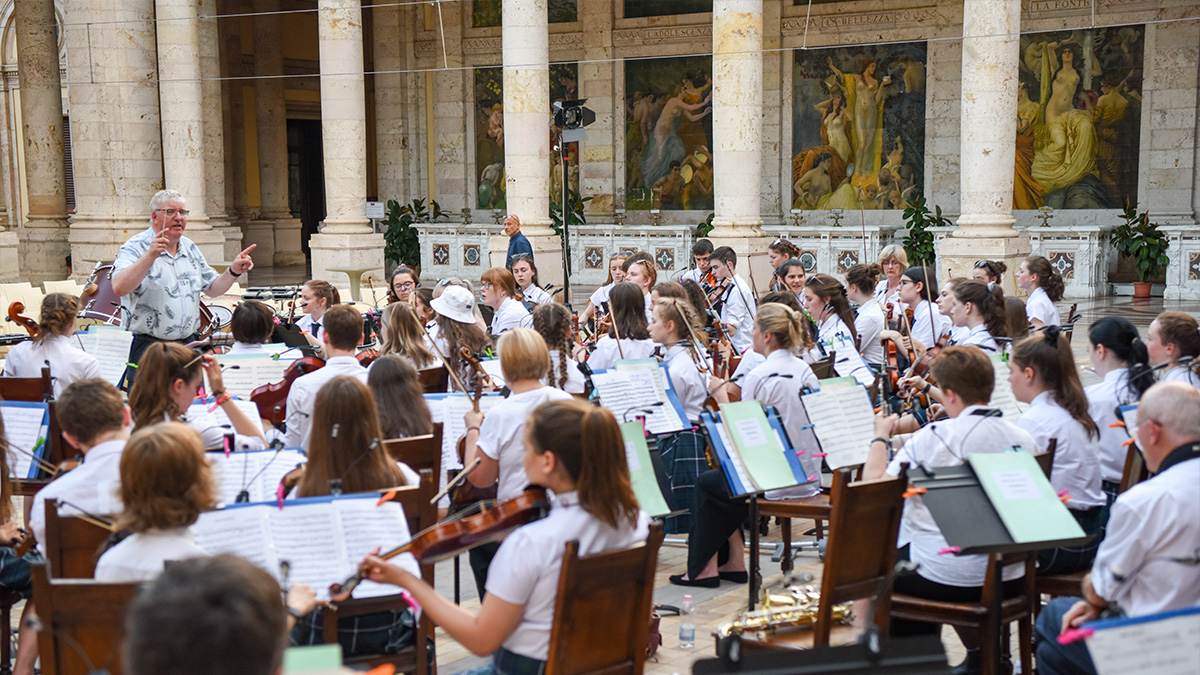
[624,56,714,211]
[791,43,927,211]
[472,0,578,27]
[624,1,711,18]
[473,63,580,210]
[1014,26,1143,210]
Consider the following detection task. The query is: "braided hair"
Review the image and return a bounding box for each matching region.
[532,303,573,390]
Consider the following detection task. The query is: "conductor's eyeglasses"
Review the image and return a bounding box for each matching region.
[156,208,190,217]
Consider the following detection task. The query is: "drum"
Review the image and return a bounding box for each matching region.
[78,262,124,325]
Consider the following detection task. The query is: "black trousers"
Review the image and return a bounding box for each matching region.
[890,544,1025,637]
[686,470,747,579]
[121,332,197,390]
[468,540,501,599]
[1037,505,1104,575]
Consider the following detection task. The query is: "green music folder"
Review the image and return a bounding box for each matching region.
[968,452,1085,544]
[719,402,800,492]
[618,422,674,517]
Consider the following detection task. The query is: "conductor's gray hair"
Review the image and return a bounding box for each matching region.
[150,189,186,213]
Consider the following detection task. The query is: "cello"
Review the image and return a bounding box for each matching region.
[249,356,326,426]
[7,302,39,337]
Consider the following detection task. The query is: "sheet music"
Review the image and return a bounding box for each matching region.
[214,354,297,399]
[801,386,876,470]
[436,394,505,473]
[208,449,307,505]
[333,500,419,599]
[76,328,134,387]
[714,421,757,494]
[194,508,276,571]
[480,358,506,387]
[0,402,48,479]
[591,368,687,434]
[268,506,346,601]
[188,398,265,429]
[988,354,1025,419]
[1087,608,1200,675]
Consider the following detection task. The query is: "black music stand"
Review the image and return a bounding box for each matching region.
[693,634,950,674]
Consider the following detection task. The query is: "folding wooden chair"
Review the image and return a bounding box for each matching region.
[31,562,140,675]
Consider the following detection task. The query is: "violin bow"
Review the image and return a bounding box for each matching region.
[432,456,482,505]
[1,438,59,476]
[610,309,626,360]
[670,299,712,376]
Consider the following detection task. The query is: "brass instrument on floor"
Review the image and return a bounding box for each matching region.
[716,584,853,638]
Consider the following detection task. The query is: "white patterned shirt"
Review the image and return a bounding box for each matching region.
[114,227,218,339]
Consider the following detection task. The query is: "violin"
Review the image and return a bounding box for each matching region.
[452,380,498,505]
[909,332,952,381]
[249,356,326,425]
[329,486,550,601]
[356,348,380,367]
[882,303,901,395]
[459,347,494,390]
[7,302,39,337]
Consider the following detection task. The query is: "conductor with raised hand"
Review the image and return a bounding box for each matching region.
[112,189,256,388]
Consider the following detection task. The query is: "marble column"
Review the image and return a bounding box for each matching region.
[250,0,304,265]
[156,0,223,261]
[65,0,165,274]
[939,0,1029,288]
[710,0,765,249]
[199,2,240,261]
[14,0,70,282]
[501,0,552,235]
[309,0,383,288]
[220,0,250,234]
[372,1,408,202]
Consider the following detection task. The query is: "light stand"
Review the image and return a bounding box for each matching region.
[552,98,595,307]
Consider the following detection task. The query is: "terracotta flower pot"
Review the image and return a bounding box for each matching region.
[1132,281,1152,299]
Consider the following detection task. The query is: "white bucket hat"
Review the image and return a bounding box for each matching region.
[431,285,477,324]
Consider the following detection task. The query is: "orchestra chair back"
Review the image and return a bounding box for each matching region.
[30,561,139,675]
[736,468,907,652]
[890,551,1037,674]
[1119,442,1148,493]
[44,500,114,579]
[322,469,437,674]
[418,365,449,394]
[810,353,837,380]
[545,522,664,675]
[1033,441,1057,481]
[382,423,443,482]
[0,366,52,402]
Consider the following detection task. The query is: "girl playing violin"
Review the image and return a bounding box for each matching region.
[359,399,649,672]
[296,280,341,351]
[378,302,436,370]
[481,267,532,338]
[461,328,573,592]
[623,253,657,321]
[388,264,419,305]
[3,293,100,396]
[949,280,1007,353]
[1083,317,1153,505]
[430,284,492,391]
[368,355,435,441]
[845,264,885,368]
[511,254,552,307]
[879,267,951,357]
[767,238,801,293]
[648,298,709,534]
[585,281,656,370]
[578,251,629,326]
[531,303,585,394]
[129,342,267,451]
[800,273,859,364]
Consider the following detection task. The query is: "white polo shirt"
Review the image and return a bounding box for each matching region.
[476,386,574,502]
[909,300,953,349]
[1085,368,1138,483]
[487,491,650,661]
[543,349,586,394]
[1161,364,1200,389]
[662,343,707,423]
[956,323,1000,353]
[491,297,533,337]
[1015,391,1105,509]
[1091,452,1200,616]
[30,439,126,547]
[521,284,553,306]
[587,337,656,371]
[95,528,208,582]
[887,406,1038,586]
[1025,287,1059,327]
[742,349,821,498]
[588,283,614,311]
[854,300,886,364]
[2,334,101,398]
[283,356,369,449]
[715,275,755,354]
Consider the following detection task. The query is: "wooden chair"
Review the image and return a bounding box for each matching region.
[755,464,866,580]
[31,562,140,675]
[0,366,52,402]
[810,353,837,380]
[737,468,908,652]
[1119,442,1148,493]
[382,423,443,481]
[418,365,449,393]
[321,469,437,674]
[890,552,1038,675]
[43,500,116,579]
[1033,441,1057,480]
[1060,304,1081,344]
[544,523,665,675]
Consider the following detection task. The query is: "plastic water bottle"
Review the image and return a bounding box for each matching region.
[679,594,695,649]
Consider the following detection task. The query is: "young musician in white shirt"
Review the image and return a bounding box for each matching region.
[845,264,886,367]
[707,246,756,354]
[767,238,801,292]
[776,259,808,305]
[377,302,437,370]
[800,273,859,365]
[649,298,710,534]
[867,346,1039,674]
[585,282,656,370]
[936,278,969,343]
[949,280,1007,353]
[2,293,100,396]
[679,238,714,286]
[358,399,649,674]
[1018,255,1063,329]
[622,253,658,322]
[1036,382,1200,675]
[1083,317,1153,504]
[1009,327,1106,574]
[579,252,629,325]
[226,299,277,354]
[481,267,533,338]
[284,305,368,449]
[462,328,573,593]
[294,280,340,354]
[511,254,552,307]
[1145,311,1200,389]
[531,303,586,395]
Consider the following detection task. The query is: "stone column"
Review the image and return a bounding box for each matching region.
[199,3,240,261]
[0,99,14,281]
[501,0,552,236]
[221,0,250,233]
[250,0,304,265]
[709,0,765,249]
[66,0,165,273]
[372,1,409,203]
[309,0,383,288]
[938,0,1029,287]
[14,0,70,282]
[156,0,223,261]
[578,0,615,216]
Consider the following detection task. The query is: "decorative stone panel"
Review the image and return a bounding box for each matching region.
[463,244,481,266]
[1047,251,1075,279]
[655,248,675,271]
[836,250,860,274]
[584,247,605,270]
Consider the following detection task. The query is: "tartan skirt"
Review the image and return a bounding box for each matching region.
[659,428,708,534]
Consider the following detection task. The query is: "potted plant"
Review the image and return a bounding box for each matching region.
[1112,203,1169,298]
[900,198,951,269]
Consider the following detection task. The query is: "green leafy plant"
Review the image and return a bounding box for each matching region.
[383,198,447,268]
[548,189,592,238]
[900,198,950,268]
[1112,202,1170,283]
[694,213,715,238]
